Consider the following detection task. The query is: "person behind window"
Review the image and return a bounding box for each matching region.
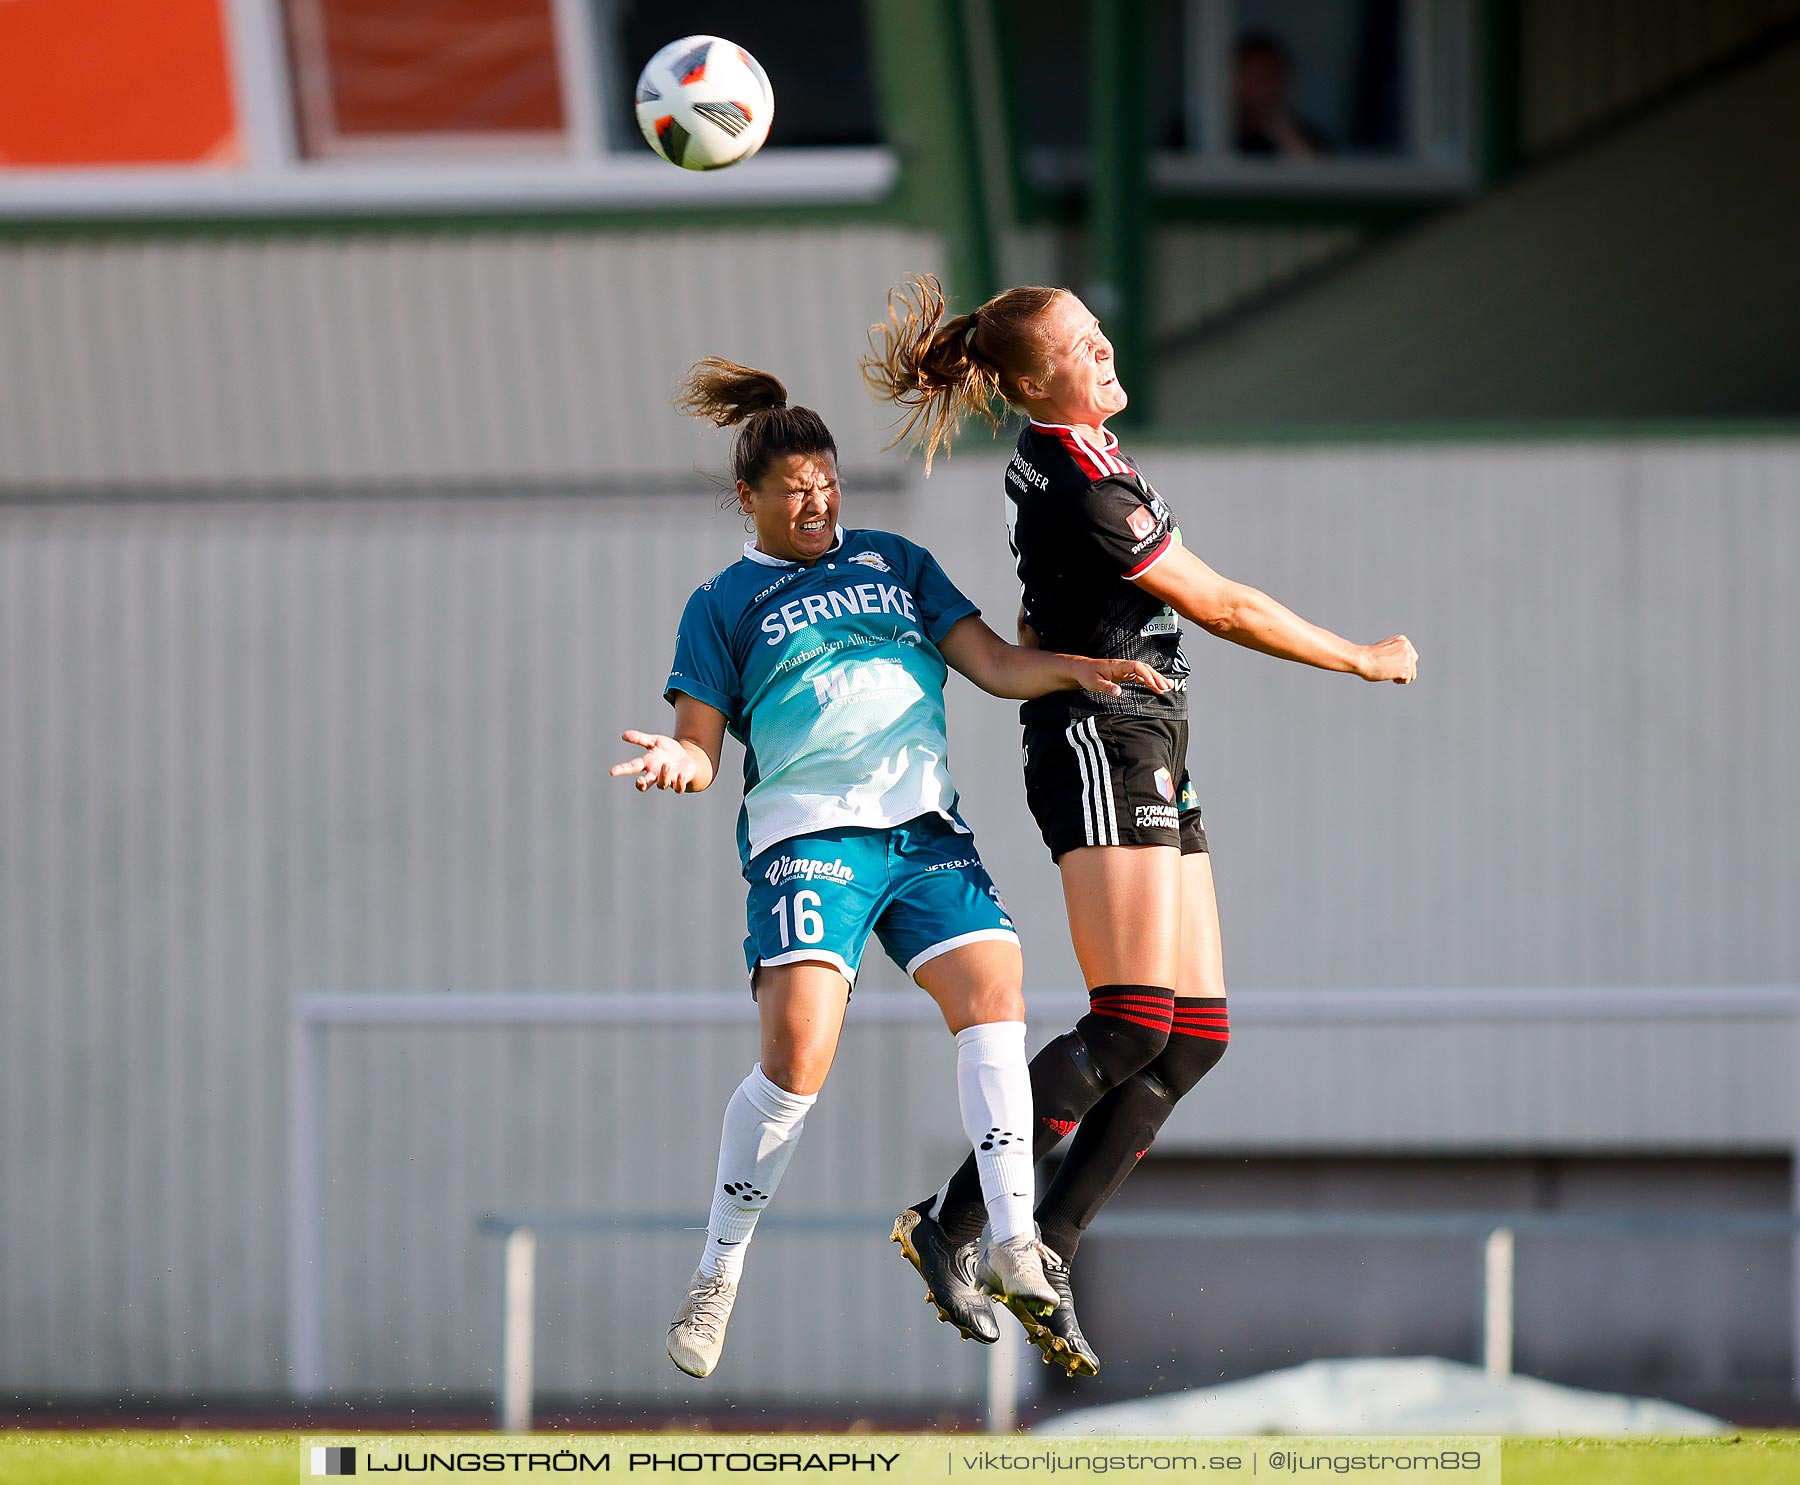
[1234,29,1328,159]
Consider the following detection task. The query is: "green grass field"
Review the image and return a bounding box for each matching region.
[1,1434,1797,1485]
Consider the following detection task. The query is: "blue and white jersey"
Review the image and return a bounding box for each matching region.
[665,526,981,867]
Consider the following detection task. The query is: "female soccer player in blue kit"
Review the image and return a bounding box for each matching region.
[863,277,1417,1377]
[610,359,1169,1378]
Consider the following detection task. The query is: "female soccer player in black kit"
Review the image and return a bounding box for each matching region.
[862,276,1417,1376]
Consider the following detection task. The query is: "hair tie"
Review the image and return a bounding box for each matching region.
[966,309,981,333]
[769,399,788,410]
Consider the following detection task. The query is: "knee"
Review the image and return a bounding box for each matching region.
[740,1063,822,1128]
[1151,1028,1229,1100]
[1130,1065,1180,1109]
[757,1050,832,1098]
[1076,985,1176,1085]
[954,985,1026,1030]
[1112,1016,1173,1077]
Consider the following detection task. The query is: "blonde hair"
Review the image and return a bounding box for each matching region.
[674,357,838,491]
[860,274,1063,473]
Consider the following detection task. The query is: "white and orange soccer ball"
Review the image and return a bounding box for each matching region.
[634,36,774,170]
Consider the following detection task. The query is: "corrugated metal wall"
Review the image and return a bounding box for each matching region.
[1151,224,1367,346]
[0,226,934,491]
[4,436,1795,1399]
[0,492,986,1401]
[2,226,1796,1400]
[1091,1155,1793,1397]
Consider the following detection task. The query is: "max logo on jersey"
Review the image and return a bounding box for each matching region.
[813,660,917,708]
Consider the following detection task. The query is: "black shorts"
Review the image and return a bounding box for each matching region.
[1022,715,1208,861]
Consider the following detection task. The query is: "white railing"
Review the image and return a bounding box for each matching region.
[288,987,1800,1407]
[476,1206,1800,1434]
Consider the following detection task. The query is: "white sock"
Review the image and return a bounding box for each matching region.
[699,1064,816,1283]
[954,1021,1036,1243]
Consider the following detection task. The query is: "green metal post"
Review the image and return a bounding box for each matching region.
[865,0,998,309]
[1481,0,1521,183]
[1089,0,1150,427]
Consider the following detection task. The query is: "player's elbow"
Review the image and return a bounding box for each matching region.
[1189,588,1247,637]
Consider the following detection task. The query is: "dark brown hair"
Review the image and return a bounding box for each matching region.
[675,358,839,493]
[860,274,1064,473]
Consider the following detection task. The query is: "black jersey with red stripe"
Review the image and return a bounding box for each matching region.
[1005,419,1189,723]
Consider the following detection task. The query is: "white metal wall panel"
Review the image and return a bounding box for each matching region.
[3,439,1798,1396]
[316,1023,975,1401]
[926,439,1800,998]
[0,489,981,1398]
[1152,1016,1796,1152]
[0,227,936,491]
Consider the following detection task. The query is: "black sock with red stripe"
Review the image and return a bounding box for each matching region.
[928,986,1174,1245]
[1036,998,1230,1261]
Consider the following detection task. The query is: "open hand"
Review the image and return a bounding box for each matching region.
[609,730,699,792]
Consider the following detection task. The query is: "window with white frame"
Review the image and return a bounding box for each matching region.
[0,0,892,218]
[999,0,1476,198]
[1169,0,1476,191]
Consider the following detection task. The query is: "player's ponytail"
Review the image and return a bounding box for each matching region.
[676,357,838,492]
[860,274,1062,474]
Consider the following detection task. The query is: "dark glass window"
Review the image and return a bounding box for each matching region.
[607,3,880,150]
[997,0,1469,188]
[1230,0,1406,158]
[996,0,1190,153]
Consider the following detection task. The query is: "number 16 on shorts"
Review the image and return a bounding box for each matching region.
[743,841,870,984]
[742,820,1018,988]
[771,890,825,949]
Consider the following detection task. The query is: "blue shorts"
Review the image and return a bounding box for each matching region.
[743,813,1019,989]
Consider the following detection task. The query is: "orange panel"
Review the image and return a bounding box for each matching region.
[0,0,240,168]
[292,0,565,149]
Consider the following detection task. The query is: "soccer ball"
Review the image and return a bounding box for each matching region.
[634,36,774,171]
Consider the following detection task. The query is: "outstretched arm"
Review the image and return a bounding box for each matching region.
[609,693,729,793]
[1136,545,1417,683]
[937,615,1172,702]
